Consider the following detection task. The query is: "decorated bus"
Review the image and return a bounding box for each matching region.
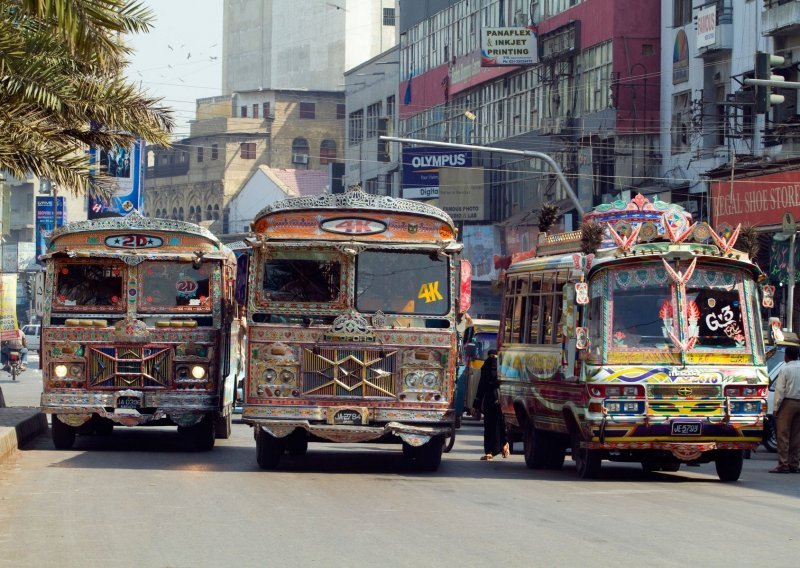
[39,212,241,450]
[499,194,768,481]
[241,188,469,471]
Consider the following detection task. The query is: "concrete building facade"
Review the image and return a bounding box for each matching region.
[222,0,398,93]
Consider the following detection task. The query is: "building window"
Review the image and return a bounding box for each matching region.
[320,139,337,164]
[366,102,382,138]
[252,103,259,118]
[673,0,691,26]
[197,146,204,163]
[386,95,395,118]
[383,173,393,197]
[206,205,213,220]
[671,91,691,153]
[582,41,612,113]
[337,103,346,120]
[292,138,310,167]
[240,105,247,118]
[211,144,218,160]
[349,109,364,145]
[263,102,271,118]
[240,142,256,159]
[365,177,379,194]
[299,102,315,119]
[383,7,396,26]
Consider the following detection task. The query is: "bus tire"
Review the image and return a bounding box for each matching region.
[286,430,308,456]
[256,428,284,470]
[404,437,444,472]
[189,415,216,451]
[215,411,232,440]
[715,450,744,482]
[52,415,76,450]
[443,430,456,453]
[92,416,114,436]
[571,430,601,479]
[545,437,567,470]
[523,420,548,469]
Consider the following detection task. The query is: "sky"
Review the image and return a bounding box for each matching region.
[124,0,224,140]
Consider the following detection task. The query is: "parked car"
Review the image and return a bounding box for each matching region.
[21,324,40,352]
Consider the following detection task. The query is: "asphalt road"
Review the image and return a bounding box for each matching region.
[1,362,799,567]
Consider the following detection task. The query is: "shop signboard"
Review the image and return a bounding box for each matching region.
[710,169,800,228]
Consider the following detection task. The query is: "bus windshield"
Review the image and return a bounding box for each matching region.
[54,261,125,311]
[261,251,342,304]
[605,263,754,357]
[139,261,212,312]
[356,251,449,315]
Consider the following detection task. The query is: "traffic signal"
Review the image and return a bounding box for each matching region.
[754,51,786,114]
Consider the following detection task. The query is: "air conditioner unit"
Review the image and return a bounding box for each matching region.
[292,153,309,164]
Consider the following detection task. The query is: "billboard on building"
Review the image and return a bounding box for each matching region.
[438,167,486,221]
[462,224,499,282]
[481,27,538,66]
[402,147,472,200]
[88,139,144,218]
[0,273,19,339]
[710,169,800,228]
[696,5,716,48]
[672,30,689,84]
[35,196,66,261]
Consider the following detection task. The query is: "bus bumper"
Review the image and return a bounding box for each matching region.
[241,405,454,445]
[40,390,219,427]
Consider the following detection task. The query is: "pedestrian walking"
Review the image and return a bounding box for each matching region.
[472,349,510,461]
[770,345,800,473]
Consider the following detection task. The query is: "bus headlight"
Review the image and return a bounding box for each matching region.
[264,368,277,382]
[191,365,206,379]
[404,372,420,388]
[54,364,68,378]
[422,372,438,389]
[280,369,294,383]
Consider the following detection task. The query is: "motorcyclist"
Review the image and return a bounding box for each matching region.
[1,329,28,371]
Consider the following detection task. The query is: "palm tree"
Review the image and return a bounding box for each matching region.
[0,0,174,199]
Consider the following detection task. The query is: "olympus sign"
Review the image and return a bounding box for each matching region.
[410,153,468,168]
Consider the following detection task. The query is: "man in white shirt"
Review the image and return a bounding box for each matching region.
[771,345,800,473]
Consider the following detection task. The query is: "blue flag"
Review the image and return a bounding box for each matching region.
[403,72,413,105]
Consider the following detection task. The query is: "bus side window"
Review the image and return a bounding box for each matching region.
[502,276,516,343]
[553,271,568,344]
[527,273,542,344]
[587,273,604,361]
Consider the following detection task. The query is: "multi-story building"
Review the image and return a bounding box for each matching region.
[222,0,398,93]
[397,0,663,317]
[145,0,398,236]
[344,46,400,194]
[145,89,345,233]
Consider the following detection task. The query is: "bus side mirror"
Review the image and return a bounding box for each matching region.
[458,260,472,314]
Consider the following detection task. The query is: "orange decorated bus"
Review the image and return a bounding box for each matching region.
[240,188,470,471]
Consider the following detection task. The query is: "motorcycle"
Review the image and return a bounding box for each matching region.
[3,350,23,381]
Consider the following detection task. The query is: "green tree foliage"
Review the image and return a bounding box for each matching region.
[0,0,174,199]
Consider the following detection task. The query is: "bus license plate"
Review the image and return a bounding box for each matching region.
[671,421,702,436]
[329,407,367,425]
[116,396,141,410]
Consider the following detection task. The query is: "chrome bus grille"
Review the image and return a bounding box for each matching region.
[88,346,173,389]
[302,347,398,398]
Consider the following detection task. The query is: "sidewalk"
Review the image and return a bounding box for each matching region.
[0,353,49,465]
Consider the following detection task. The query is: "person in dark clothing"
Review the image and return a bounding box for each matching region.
[472,349,510,461]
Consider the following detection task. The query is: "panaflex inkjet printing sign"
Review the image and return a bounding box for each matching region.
[402,147,472,199]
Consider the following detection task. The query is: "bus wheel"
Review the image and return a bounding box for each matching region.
[571,430,601,479]
[93,416,114,436]
[404,437,444,472]
[286,430,308,456]
[443,430,456,453]
[715,450,744,482]
[545,437,567,470]
[256,428,284,470]
[52,415,76,450]
[215,411,232,440]
[188,415,216,451]
[523,421,548,469]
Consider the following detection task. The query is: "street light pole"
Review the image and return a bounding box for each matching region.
[789,232,795,332]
